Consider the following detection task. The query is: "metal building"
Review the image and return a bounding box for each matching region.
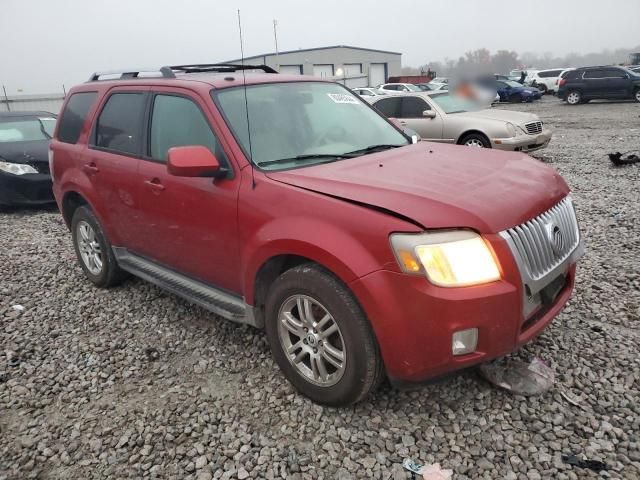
[227,45,402,88]
[1,93,65,114]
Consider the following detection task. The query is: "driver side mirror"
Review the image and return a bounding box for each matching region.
[167,146,226,178]
[423,110,436,119]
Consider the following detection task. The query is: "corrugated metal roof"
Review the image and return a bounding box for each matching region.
[226,44,402,63]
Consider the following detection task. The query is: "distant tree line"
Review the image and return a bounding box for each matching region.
[402,45,640,76]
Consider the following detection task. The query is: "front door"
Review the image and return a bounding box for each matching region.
[399,96,444,141]
[135,89,242,293]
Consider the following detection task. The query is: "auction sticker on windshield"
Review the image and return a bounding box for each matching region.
[327,93,360,104]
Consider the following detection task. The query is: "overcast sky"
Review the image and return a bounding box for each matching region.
[1,0,638,94]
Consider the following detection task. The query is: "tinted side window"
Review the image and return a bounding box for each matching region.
[384,85,398,91]
[375,98,402,117]
[584,69,604,79]
[95,93,146,155]
[150,95,227,164]
[603,69,626,78]
[58,92,97,144]
[401,97,429,118]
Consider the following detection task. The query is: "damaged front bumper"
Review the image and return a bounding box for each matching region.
[0,171,54,206]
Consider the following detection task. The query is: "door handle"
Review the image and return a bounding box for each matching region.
[82,163,99,174]
[144,179,165,192]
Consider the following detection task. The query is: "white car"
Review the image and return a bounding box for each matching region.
[509,69,539,84]
[378,83,422,93]
[529,68,573,94]
[431,77,448,84]
[352,87,387,97]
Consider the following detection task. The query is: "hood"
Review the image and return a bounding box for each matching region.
[266,142,568,233]
[0,140,50,164]
[463,108,538,125]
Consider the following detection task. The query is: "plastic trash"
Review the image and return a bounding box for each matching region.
[11,305,25,311]
[563,454,607,472]
[403,459,453,479]
[478,356,554,396]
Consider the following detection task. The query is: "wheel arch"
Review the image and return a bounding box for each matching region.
[61,191,90,229]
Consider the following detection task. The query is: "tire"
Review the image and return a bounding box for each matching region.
[71,205,126,288]
[537,84,548,94]
[460,133,491,148]
[634,88,640,103]
[509,93,523,103]
[566,90,582,105]
[264,264,383,406]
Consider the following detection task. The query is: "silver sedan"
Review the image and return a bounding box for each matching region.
[368,91,552,152]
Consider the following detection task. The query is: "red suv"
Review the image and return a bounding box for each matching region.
[50,64,583,406]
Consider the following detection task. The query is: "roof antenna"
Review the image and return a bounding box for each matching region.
[238,9,256,190]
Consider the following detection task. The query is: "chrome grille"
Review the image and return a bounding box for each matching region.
[524,121,543,134]
[502,197,579,280]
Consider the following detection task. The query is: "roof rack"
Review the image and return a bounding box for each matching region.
[88,64,277,82]
[89,67,176,81]
[169,64,278,74]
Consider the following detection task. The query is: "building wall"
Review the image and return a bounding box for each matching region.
[237,46,402,87]
[0,94,65,114]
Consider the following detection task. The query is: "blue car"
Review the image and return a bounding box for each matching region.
[495,80,542,103]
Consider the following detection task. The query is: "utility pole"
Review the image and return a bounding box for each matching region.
[273,19,280,72]
[2,85,10,112]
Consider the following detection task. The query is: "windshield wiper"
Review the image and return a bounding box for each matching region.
[344,144,405,156]
[257,153,352,168]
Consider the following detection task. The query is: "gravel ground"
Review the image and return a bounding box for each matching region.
[1,96,639,480]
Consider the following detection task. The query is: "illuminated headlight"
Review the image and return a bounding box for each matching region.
[390,231,501,287]
[0,161,38,175]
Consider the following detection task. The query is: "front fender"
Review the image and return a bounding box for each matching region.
[242,216,388,305]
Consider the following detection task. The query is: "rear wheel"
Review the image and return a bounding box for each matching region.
[71,206,126,287]
[537,84,548,94]
[566,90,582,105]
[265,264,383,406]
[460,133,491,148]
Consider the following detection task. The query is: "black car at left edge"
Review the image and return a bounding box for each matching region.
[0,111,57,206]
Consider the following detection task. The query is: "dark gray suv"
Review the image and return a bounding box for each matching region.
[557,66,640,105]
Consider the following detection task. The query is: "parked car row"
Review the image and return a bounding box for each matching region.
[39,64,583,405]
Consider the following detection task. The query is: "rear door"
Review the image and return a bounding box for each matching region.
[582,69,607,98]
[602,68,631,97]
[135,87,242,293]
[87,87,149,247]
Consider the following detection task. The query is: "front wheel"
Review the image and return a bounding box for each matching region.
[509,93,523,103]
[265,264,383,406]
[460,133,491,148]
[566,90,582,105]
[634,89,640,103]
[537,84,548,94]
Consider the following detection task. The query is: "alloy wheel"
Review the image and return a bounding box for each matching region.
[277,294,346,387]
[635,90,640,103]
[465,139,485,147]
[77,220,103,275]
[567,92,581,105]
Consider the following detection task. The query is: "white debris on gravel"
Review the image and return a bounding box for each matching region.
[1,97,639,479]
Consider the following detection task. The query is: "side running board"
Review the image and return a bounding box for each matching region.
[113,247,260,328]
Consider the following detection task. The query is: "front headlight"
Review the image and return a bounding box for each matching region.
[390,231,501,287]
[506,122,518,137]
[0,161,38,175]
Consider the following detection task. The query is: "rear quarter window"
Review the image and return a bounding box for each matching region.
[57,92,97,144]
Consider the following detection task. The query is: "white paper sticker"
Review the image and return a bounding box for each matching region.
[327,93,360,105]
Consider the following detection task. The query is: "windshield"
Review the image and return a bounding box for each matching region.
[0,117,55,143]
[429,93,481,114]
[214,82,408,170]
[504,80,523,88]
[405,84,421,92]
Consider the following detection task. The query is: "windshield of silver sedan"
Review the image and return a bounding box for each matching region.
[430,93,482,114]
[214,82,409,170]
